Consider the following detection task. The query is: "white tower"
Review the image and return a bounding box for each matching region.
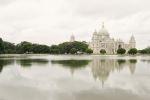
[70,34,75,42]
[129,35,136,48]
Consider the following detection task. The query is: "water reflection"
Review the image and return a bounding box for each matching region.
[51,60,90,68]
[51,60,90,75]
[0,55,150,100]
[0,59,14,72]
[91,57,137,86]
[16,59,49,67]
[0,58,49,73]
[141,59,150,63]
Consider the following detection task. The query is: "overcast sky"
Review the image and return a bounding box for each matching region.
[0,0,150,49]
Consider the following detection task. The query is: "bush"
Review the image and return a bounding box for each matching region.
[128,48,137,55]
[86,49,93,54]
[100,49,106,54]
[117,48,126,55]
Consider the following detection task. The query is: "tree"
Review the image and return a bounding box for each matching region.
[3,41,16,54]
[70,48,77,54]
[117,48,126,55]
[139,47,150,54]
[100,49,106,54]
[128,48,137,55]
[58,41,88,54]
[58,42,72,54]
[0,37,93,54]
[0,38,4,54]
[86,49,93,54]
[32,44,50,54]
[49,45,60,54]
[16,41,32,54]
[72,41,88,52]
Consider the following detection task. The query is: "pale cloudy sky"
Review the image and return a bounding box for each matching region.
[0,0,150,49]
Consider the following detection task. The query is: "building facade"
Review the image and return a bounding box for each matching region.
[89,23,136,54]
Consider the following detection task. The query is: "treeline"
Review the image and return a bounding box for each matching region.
[0,38,93,54]
[138,47,150,54]
[116,47,150,55]
[0,37,150,55]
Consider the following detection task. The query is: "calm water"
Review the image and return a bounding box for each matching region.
[0,54,150,100]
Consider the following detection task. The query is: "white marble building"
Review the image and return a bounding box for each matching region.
[89,23,136,54]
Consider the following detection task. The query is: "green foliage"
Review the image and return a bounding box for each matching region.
[16,41,32,54]
[3,41,16,54]
[117,48,126,55]
[58,41,88,54]
[31,44,50,54]
[0,38,4,54]
[139,47,150,54]
[16,42,50,54]
[49,45,60,54]
[70,48,77,54]
[128,48,137,55]
[100,49,106,54]
[0,37,89,54]
[86,48,93,54]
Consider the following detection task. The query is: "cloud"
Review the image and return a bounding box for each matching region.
[67,0,150,19]
[0,0,149,49]
[0,0,17,5]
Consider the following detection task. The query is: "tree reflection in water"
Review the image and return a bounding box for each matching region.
[51,60,91,75]
[141,59,150,63]
[91,57,137,87]
[0,59,14,73]
[16,59,49,67]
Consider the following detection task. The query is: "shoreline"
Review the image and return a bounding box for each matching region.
[0,54,150,56]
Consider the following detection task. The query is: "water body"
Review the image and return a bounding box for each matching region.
[0,54,150,100]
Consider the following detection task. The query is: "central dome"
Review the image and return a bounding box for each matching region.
[99,22,109,35]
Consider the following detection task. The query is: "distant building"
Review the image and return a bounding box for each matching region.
[89,23,136,54]
[70,34,75,42]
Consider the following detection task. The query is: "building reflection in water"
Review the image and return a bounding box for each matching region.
[91,57,137,87]
[51,58,137,86]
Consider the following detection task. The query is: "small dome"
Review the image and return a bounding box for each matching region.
[70,34,75,42]
[129,35,135,43]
